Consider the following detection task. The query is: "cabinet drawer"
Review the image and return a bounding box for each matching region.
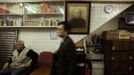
[111,61,129,70]
[110,71,128,75]
[130,62,134,71]
[112,41,129,51]
[129,71,134,75]
[129,41,134,51]
[111,52,129,61]
[129,52,134,61]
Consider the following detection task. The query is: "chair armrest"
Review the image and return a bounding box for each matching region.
[1,62,9,71]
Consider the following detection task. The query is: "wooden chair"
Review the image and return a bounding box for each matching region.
[30,51,54,75]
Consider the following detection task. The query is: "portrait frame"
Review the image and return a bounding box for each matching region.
[65,1,91,34]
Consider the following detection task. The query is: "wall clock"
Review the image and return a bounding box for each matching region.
[104,5,114,14]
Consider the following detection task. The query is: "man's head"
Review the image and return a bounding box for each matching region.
[57,21,71,38]
[15,40,25,51]
[73,9,81,19]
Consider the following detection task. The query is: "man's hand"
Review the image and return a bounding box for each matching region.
[25,60,32,68]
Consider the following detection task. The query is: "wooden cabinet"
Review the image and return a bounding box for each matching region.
[103,40,134,75]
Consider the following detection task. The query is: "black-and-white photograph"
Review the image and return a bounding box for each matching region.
[65,1,91,34]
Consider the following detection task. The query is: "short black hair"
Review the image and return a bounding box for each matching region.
[58,21,71,33]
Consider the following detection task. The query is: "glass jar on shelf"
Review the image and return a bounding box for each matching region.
[0,1,64,28]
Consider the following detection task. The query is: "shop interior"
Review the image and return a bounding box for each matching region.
[0,0,134,75]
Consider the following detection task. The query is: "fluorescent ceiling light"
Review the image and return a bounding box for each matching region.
[24,5,36,13]
[58,6,64,15]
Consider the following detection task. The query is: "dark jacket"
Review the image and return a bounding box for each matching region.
[26,50,38,74]
[52,36,77,75]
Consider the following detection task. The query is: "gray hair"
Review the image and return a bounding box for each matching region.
[17,40,25,45]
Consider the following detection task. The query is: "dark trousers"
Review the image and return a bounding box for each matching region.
[0,67,26,75]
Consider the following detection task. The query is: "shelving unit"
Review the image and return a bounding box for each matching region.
[86,44,104,75]
[86,44,104,61]
[0,26,58,28]
[0,1,65,28]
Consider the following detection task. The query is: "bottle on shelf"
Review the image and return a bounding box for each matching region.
[0,1,64,28]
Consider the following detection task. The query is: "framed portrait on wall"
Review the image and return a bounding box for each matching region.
[65,1,91,34]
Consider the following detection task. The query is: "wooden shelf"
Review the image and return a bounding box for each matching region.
[0,13,64,16]
[0,1,64,29]
[0,26,57,28]
[0,13,23,16]
[0,0,64,3]
[25,13,63,15]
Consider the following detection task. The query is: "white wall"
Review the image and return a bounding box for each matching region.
[18,29,60,53]
[18,29,87,53]
[18,2,133,54]
[90,3,132,33]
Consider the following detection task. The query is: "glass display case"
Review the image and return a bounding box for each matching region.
[0,1,64,28]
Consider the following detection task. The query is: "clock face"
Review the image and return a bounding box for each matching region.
[104,5,114,14]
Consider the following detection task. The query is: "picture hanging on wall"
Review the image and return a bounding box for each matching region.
[65,1,91,34]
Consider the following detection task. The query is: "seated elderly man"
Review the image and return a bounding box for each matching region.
[0,40,38,75]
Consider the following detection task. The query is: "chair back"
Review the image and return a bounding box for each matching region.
[38,51,54,67]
